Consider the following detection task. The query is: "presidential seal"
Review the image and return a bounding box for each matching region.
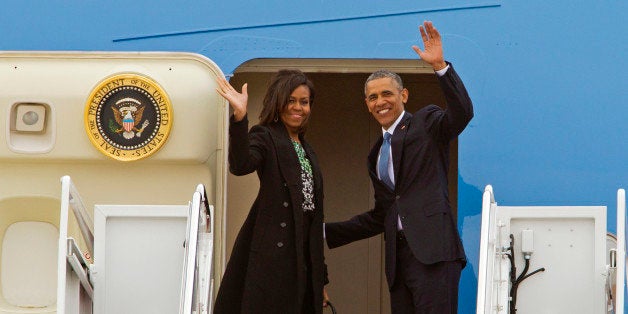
[84,73,172,161]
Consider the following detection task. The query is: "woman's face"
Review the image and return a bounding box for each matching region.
[280,84,311,137]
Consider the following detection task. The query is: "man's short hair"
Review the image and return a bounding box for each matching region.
[364,70,403,94]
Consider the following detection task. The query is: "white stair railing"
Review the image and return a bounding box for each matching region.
[57,175,94,314]
[616,189,626,314]
[180,184,215,314]
[477,186,626,314]
[477,185,501,313]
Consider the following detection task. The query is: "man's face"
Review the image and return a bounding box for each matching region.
[364,77,408,129]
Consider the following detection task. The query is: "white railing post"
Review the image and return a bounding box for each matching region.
[58,175,94,314]
[180,184,215,314]
[196,184,215,313]
[477,185,495,314]
[57,176,72,314]
[617,189,626,314]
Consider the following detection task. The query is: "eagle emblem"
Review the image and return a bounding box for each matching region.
[85,73,172,161]
[110,98,150,139]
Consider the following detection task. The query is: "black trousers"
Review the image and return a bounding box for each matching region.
[390,231,463,314]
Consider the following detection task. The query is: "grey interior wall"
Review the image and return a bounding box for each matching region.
[307,72,387,313]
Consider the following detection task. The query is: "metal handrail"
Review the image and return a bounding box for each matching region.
[476,185,496,314]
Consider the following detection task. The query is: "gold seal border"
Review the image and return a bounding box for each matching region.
[84,73,173,162]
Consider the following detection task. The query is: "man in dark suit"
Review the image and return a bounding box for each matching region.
[325,21,473,313]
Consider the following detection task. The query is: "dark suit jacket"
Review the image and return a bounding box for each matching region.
[326,63,473,288]
[214,116,326,314]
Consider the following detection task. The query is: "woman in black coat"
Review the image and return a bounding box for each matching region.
[214,70,328,314]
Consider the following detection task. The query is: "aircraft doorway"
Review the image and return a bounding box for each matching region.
[226,58,459,314]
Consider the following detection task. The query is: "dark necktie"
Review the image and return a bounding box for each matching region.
[378,132,394,189]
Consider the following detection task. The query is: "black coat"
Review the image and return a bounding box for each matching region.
[326,63,472,288]
[214,116,326,314]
